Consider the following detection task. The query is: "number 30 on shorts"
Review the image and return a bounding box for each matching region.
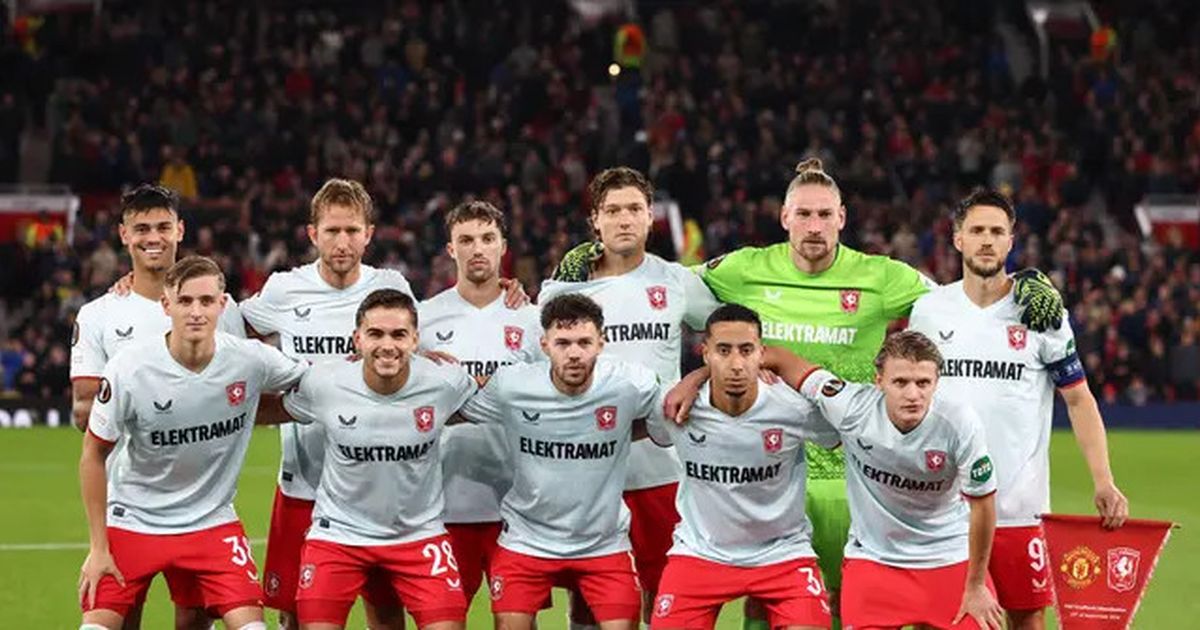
[797,566,824,596]
[423,540,462,589]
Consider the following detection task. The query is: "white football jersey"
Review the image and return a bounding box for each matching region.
[71,291,245,380]
[800,369,997,568]
[646,382,839,567]
[459,358,661,559]
[88,332,307,534]
[539,254,721,490]
[240,262,415,500]
[284,355,476,546]
[909,282,1083,527]
[419,288,542,524]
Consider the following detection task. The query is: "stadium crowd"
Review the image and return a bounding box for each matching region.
[1,0,1198,404]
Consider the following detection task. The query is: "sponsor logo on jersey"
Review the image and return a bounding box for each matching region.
[71,322,79,346]
[655,594,674,618]
[941,359,1026,381]
[1007,324,1028,350]
[519,437,618,459]
[293,306,312,320]
[761,321,858,345]
[150,412,247,446]
[762,428,783,453]
[852,454,946,492]
[840,289,861,314]
[685,461,784,484]
[462,359,516,377]
[292,334,355,356]
[764,288,782,301]
[436,330,454,342]
[1107,547,1140,593]
[705,255,726,270]
[112,506,125,517]
[153,399,173,413]
[603,322,670,342]
[687,431,707,445]
[595,405,617,431]
[299,563,316,589]
[226,381,247,406]
[970,455,993,483]
[938,330,954,342]
[414,406,435,432]
[856,438,873,451]
[521,410,541,423]
[504,325,524,351]
[646,285,668,310]
[821,378,845,397]
[96,378,112,404]
[1060,545,1102,589]
[925,449,946,472]
[115,326,134,339]
[336,439,435,462]
[338,414,357,428]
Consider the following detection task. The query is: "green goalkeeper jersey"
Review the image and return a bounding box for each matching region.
[698,242,934,479]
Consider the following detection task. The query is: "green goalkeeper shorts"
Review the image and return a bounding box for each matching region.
[805,478,850,591]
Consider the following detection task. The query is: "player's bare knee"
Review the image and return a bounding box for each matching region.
[173,606,212,630]
[495,612,536,630]
[1008,608,1045,630]
[232,623,267,630]
[279,610,301,630]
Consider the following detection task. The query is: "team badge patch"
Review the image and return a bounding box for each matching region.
[820,378,845,397]
[925,449,947,472]
[299,564,316,590]
[414,406,435,432]
[647,285,668,310]
[490,576,504,600]
[840,289,861,314]
[226,381,246,406]
[1007,324,1028,350]
[71,321,79,346]
[504,326,524,351]
[595,406,617,431]
[1060,545,1102,589]
[655,594,674,618]
[96,378,112,404]
[762,428,783,453]
[264,571,281,597]
[1107,547,1140,593]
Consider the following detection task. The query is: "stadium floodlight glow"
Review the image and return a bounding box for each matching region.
[1031,8,1049,24]
[608,63,621,77]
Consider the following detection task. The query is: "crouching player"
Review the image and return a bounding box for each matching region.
[646,304,837,630]
[270,288,479,629]
[791,331,1004,630]
[77,256,308,630]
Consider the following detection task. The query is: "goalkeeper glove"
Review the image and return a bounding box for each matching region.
[552,241,604,282]
[1013,267,1063,332]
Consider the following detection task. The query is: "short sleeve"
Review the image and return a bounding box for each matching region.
[770,384,841,448]
[441,362,479,413]
[679,265,722,330]
[518,307,545,363]
[87,362,129,443]
[881,259,934,320]
[695,251,742,303]
[377,268,417,299]
[70,303,107,379]
[459,369,506,424]
[1038,313,1086,389]
[627,362,663,420]
[217,296,247,338]
[644,397,675,448]
[954,406,997,498]
[255,341,309,392]
[239,275,285,336]
[798,369,878,434]
[282,371,319,426]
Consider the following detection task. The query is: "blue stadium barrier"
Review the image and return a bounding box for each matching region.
[1052,400,1200,430]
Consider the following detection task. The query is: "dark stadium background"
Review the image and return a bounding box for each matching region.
[0,0,1196,627]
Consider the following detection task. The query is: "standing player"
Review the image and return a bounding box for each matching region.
[71,184,245,630]
[792,331,1004,630]
[240,179,417,629]
[418,201,542,608]
[456,294,664,630]
[644,305,837,630]
[908,188,1128,629]
[78,256,307,630]
[541,167,721,627]
[271,289,478,629]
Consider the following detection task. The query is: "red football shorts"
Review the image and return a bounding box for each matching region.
[489,547,641,621]
[623,482,680,596]
[296,535,467,626]
[841,558,996,629]
[81,521,262,618]
[446,521,503,602]
[990,525,1053,611]
[651,555,831,629]
[262,487,401,613]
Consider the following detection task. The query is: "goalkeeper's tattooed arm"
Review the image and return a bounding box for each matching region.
[551,241,604,282]
[1013,268,1064,332]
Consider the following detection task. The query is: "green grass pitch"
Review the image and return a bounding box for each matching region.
[1,428,1194,628]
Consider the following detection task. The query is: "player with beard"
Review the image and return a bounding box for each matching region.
[418,201,541,609]
[907,189,1128,629]
[71,184,245,630]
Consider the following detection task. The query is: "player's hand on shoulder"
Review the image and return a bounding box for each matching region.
[108,272,134,296]
[499,277,531,308]
[420,349,460,365]
[1013,267,1063,332]
[758,368,781,385]
[664,371,704,425]
[552,240,604,282]
[78,548,125,609]
[1094,481,1129,529]
[953,581,1004,630]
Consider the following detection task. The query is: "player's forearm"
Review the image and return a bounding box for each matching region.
[965,494,997,586]
[1063,385,1116,487]
[680,365,710,391]
[71,381,100,432]
[760,346,817,388]
[79,441,110,551]
[255,394,292,426]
